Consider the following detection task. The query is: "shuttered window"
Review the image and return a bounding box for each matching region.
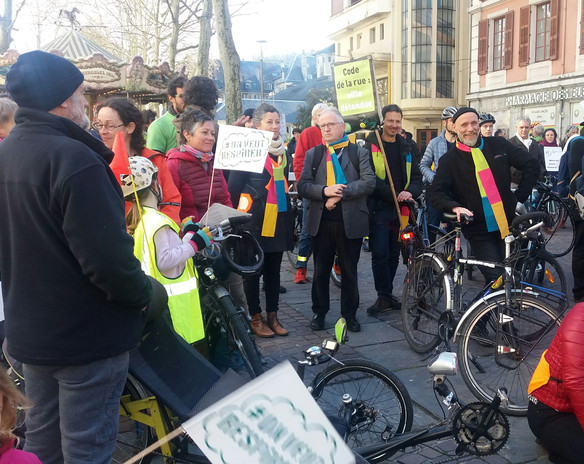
[504,11,514,69]
[519,6,530,66]
[549,0,559,60]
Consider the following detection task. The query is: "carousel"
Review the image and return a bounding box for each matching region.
[0,21,183,114]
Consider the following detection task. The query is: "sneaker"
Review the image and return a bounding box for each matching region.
[294,268,307,284]
[310,314,325,330]
[346,317,361,332]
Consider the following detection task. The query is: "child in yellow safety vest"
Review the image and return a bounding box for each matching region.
[123,156,213,345]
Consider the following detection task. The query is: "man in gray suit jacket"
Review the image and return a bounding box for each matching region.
[297,107,376,332]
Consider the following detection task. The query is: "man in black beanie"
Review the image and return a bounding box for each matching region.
[428,107,539,283]
[0,50,152,463]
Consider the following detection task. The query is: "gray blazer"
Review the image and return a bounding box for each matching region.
[297,143,376,239]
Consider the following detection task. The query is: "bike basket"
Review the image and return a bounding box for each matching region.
[221,231,264,276]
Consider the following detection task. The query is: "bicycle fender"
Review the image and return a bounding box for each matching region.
[413,252,454,310]
[452,288,540,343]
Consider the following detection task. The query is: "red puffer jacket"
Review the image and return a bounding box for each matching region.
[166,147,232,222]
[532,303,584,430]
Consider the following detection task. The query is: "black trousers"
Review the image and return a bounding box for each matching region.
[311,220,362,320]
[528,400,584,463]
[244,251,283,315]
[467,233,505,285]
[572,220,584,301]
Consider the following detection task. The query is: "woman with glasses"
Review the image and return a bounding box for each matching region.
[228,103,293,338]
[95,97,181,224]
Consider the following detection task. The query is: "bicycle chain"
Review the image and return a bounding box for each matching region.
[452,401,510,455]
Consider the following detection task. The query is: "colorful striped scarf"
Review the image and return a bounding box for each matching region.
[325,135,349,186]
[456,139,509,238]
[183,144,214,163]
[261,153,288,237]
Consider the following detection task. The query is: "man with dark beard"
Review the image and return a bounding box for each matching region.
[428,107,539,283]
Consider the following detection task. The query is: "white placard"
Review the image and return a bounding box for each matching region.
[544,146,563,172]
[214,125,272,173]
[183,361,356,464]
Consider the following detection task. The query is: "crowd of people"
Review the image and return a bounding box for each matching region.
[0,49,583,463]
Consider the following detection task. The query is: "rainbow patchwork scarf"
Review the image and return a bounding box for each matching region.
[183,144,214,163]
[456,139,509,238]
[325,135,349,186]
[261,154,288,237]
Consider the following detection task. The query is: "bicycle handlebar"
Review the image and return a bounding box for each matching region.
[510,211,548,229]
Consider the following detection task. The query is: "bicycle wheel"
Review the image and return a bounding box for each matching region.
[537,191,576,257]
[457,293,561,416]
[219,295,264,378]
[330,254,342,288]
[311,360,414,463]
[513,248,567,297]
[114,375,155,464]
[401,254,453,354]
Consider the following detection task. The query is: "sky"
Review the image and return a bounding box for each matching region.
[9,0,333,62]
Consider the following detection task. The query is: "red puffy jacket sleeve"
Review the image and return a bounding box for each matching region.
[293,126,322,181]
[561,305,584,430]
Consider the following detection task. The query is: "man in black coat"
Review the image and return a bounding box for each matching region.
[429,107,539,283]
[363,104,423,314]
[0,51,152,463]
[298,107,376,332]
[508,115,544,183]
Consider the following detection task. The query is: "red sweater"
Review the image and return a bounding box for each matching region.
[532,303,584,430]
[166,148,232,222]
[293,125,323,181]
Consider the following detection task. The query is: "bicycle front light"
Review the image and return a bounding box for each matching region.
[203,267,216,280]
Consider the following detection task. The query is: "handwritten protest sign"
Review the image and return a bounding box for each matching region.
[333,56,380,133]
[544,146,562,172]
[214,125,272,173]
[183,362,356,464]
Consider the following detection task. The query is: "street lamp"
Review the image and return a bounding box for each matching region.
[257,40,266,103]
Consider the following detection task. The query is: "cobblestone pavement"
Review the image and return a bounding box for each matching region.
[254,234,574,464]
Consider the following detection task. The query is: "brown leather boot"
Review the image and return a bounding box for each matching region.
[250,313,274,338]
[267,312,288,336]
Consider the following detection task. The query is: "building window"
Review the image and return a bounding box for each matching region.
[535,2,551,62]
[411,0,432,98]
[581,0,584,53]
[349,37,354,52]
[336,42,340,56]
[380,23,385,40]
[370,27,376,44]
[377,78,388,105]
[401,0,409,99]
[357,33,362,48]
[493,16,506,71]
[436,0,455,98]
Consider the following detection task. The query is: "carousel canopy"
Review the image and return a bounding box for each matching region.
[41,30,122,63]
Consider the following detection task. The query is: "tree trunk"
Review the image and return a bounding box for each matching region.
[168,0,180,70]
[194,0,212,76]
[212,0,241,124]
[0,0,13,54]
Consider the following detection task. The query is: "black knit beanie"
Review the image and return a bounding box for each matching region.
[452,107,479,123]
[6,50,84,111]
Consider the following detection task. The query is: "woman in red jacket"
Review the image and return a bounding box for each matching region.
[166,109,232,222]
[95,97,182,224]
[528,302,584,463]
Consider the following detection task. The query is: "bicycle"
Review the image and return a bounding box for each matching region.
[524,177,576,257]
[192,216,265,379]
[401,212,568,414]
[116,317,413,463]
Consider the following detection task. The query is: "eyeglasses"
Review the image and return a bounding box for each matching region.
[320,122,343,130]
[92,122,124,132]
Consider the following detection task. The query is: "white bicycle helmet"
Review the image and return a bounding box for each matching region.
[121,156,159,198]
[441,106,458,120]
